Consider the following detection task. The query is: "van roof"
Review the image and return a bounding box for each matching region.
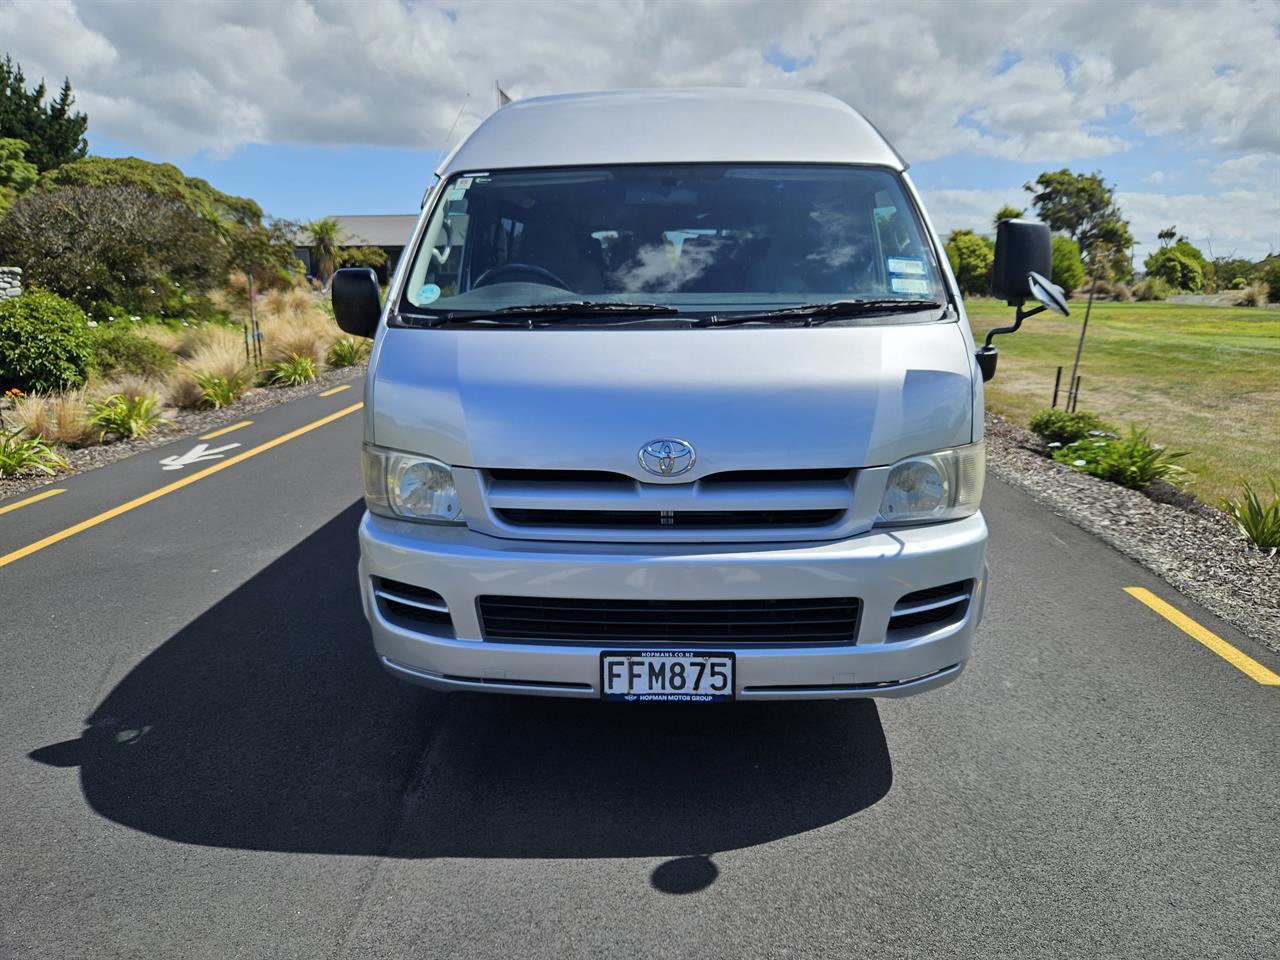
[437,88,906,176]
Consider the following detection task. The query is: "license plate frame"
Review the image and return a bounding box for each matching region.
[600,650,736,702]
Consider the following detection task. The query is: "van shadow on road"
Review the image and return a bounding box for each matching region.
[30,503,892,866]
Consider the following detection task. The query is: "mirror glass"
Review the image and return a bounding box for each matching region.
[1028,270,1069,316]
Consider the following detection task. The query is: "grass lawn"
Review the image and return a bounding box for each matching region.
[966,299,1280,505]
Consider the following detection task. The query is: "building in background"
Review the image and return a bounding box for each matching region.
[294,214,418,283]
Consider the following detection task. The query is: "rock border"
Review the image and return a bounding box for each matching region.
[0,364,364,502]
[985,412,1278,653]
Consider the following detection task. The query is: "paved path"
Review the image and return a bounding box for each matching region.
[1,383,1275,959]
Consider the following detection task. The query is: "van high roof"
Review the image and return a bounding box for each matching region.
[437,88,906,176]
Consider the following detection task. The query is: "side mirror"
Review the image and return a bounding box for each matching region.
[992,219,1052,305]
[332,268,382,339]
[977,225,1070,382]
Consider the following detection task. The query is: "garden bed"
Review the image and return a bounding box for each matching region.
[0,363,362,502]
[985,412,1279,653]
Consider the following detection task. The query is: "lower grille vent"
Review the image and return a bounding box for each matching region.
[374,578,453,633]
[478,595,861,645]
[888,580,972,634]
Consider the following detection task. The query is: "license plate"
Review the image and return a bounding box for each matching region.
[601,651,735,702]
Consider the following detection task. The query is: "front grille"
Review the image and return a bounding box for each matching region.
[482,466,856,539]
[887,580,972,634]
[493,508,843,529]
[374,577,453,633]
[478,595,862,645]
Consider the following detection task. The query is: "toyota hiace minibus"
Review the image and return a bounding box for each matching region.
[332,88,1065,702]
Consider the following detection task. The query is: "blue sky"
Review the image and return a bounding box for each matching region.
[5,0,1278,258]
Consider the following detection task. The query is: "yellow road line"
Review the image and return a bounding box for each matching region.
[199,420,253,440]
[0,487,66,517]
[0,403,363,570]
[319,384,352,397]
[1125,587,1280,685]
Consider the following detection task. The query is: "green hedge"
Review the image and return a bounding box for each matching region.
[0,289,95,392]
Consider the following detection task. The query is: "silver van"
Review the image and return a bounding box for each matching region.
[333,88,1066,702]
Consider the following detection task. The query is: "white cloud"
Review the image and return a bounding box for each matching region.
[1117,188,1280,261]
[1144,171,1166,185]
[2,0,1276,256]
[920,184,1280,260]
[0,0,1275,163]
[916,188,1030,238]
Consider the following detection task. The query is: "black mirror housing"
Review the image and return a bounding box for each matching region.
[332,268,382,339]
[992,219,1053,305]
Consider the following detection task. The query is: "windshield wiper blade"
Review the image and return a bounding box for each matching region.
[426,300,681,327]
[702,298,943,327]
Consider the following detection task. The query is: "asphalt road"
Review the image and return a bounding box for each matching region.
[1,383,1276,960]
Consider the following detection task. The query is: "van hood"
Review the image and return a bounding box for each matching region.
[370,323,975,474]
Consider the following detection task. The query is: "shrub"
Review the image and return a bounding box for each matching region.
[194,368,252,409]
[1260,259,1280,303]
[0,184,223,318]
[1029,408,1111,446]
[1235,281,1269,308]
[267,354,318,387]
[1053,426,1187,489]
[1050,235,1085,296]
[0,290,95,392]
[1132,276,1172,301]
[88,391,168,441]
[1111,281,1133,302]
[1221,481,1280,554]
[90,324,176,377]
[944,230,994,296]
[326,337,370,368]
[10,389,94,446]
[260,297,338,364]
[0,426,67,477]
[1144,243,1206,292]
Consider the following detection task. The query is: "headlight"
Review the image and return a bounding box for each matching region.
[362,444,464,523]
[875,442,984,526]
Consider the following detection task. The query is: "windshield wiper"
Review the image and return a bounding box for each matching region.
[701,299,943,327]
[421,300,681,327]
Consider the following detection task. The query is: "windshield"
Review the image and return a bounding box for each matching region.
[399,164,946,320]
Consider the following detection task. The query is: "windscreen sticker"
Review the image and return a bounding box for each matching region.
[890,277,931,295]
[416,283,441,303]
[887,257,926,276]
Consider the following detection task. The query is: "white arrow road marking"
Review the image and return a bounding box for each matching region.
[158,442,242,471]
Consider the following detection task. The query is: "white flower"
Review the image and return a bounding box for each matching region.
[86,320,98,327]
[1047,442,1062,448]
[1073,459,1087,467]
[130,315,140,322]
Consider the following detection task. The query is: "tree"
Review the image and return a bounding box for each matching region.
[993,204,1026,227]
[0,137,37,215]
[1024,169,1133,273]
[0,185,224,317]
[0,55,88,172]
[338,245,388,271]
[1157,225,1179,246]
[39,155,263,225]
[944,229,994,296]
[1145,239,1209,292]
[1050,236,1086,296]
[307,218,343,282]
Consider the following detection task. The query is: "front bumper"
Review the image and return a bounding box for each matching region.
[357,511,988,701]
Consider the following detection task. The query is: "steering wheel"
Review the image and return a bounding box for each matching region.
[473,262,571,289]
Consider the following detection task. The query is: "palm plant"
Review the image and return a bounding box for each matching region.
[307,218,343,284]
